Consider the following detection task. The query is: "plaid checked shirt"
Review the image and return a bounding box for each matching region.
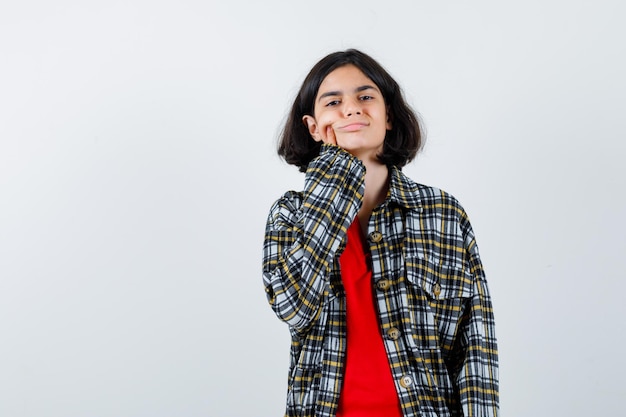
[263,145,499,417]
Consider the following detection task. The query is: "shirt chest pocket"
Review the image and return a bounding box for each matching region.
[405,257,474,351]
[406,257,473,300]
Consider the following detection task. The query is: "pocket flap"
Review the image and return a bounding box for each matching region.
[405,257,474,300]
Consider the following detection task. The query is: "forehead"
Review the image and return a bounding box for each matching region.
[317,64,379,94]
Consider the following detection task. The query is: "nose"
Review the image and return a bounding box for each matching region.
[343,98,362,117]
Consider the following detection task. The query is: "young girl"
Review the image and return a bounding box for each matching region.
[262,49,499,417]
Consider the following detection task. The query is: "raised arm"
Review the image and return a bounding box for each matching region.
[262,145,365,331]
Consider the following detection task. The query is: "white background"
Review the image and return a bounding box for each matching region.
[1,1,624,416]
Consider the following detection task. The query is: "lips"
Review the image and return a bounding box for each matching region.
[338,122,368,132]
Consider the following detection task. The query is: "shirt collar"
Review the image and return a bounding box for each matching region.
[387,166,423,210]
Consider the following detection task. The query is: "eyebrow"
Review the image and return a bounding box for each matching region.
[317,85,379,102]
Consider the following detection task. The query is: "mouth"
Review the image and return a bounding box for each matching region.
[338,122,368,132]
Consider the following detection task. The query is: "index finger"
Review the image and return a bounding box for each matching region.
[325,126,337,146]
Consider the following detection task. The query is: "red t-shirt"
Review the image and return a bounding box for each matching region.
[336,218,403,417]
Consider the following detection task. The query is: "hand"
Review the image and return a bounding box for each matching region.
[320,125,337,146]
[302,115,339,146]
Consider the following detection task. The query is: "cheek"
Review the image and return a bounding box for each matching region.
[314,111,336,127]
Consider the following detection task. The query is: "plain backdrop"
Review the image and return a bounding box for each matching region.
[1,1,624,416]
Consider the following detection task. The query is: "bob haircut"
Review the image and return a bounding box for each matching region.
[278,49,424,172]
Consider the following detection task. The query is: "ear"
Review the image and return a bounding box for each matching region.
[302,115,322,142]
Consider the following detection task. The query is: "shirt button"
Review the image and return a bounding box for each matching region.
[399,375,413,388]
[376,279,392,291]
[433,283,441,298]
[386,327,400,340]
[368,231,383,243]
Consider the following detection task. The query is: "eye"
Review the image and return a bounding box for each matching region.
[325,100,340,107]
[359,95,374,101]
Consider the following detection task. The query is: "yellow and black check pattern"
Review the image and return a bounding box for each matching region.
[263,145,499,417]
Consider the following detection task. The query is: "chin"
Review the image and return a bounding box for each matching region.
[340,141,382,153]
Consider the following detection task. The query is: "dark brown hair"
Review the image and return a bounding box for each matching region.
[278,49,424,172]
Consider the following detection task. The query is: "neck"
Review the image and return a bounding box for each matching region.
[357,159,389,235]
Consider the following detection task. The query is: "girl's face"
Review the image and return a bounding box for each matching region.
[303,64,391,163]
